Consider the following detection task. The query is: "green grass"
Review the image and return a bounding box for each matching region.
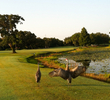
[0,47,110,100]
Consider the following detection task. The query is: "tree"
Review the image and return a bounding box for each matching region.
[64,37,73,46]
[43,37,63,48]
[17,31,37,49]
[43,37,50,48]
[24,31,37,49]
[49,38,63,47]
[0,14,25,53]
[79,27,91,46]
[36,37,45,48]
[94,32,109,45]
[71,32,80,46]
[90,33,97,44]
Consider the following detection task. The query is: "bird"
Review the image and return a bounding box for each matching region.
[35,63,41,86]
[65,59,72,84]
[49,59,87,85]
[70,65,86,78]
[49,68,72,85]
[49,58,71,85]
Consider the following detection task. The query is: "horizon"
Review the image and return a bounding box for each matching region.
[0,0,110,40]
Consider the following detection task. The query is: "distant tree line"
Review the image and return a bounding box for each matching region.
[0,14,110,53]
[64,27,110,46]
[0,14,63,53]
[0,31,64,50]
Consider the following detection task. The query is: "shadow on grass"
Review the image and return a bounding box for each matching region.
[62,84,110,87]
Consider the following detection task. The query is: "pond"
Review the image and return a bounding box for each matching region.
[58,57,110,74]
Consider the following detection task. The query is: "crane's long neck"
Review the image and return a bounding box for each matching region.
[37,64,40,71]
[65,60,69,71]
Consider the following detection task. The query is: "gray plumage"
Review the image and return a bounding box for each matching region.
[35,64,41,83]
[70,66,86,78]
[49,68,72,83]
[49,60,71,84]
[49,59,86,84]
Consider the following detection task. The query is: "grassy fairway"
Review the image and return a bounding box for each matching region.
[0,47,110,100]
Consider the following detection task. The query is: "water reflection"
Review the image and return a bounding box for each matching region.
[58,57,110,74]
[86,59,110,74]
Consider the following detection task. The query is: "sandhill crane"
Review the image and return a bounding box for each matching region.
[49,59,71,85]
[65,59,71,84]
[49,59,87,85]
[70,65,86,78]
[35,63,41,86]
[49,68,72,85]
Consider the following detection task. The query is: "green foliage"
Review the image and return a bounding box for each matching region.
[0,14,25,53]
[90,32,109,45]
[90,33,96,44]
[64,27,110,46]
[71,32,80,46]
[43,37,63,48]
[17,31,37,49]
[79,27,91,46]
[36,37,45,48]
[64,36,73,46]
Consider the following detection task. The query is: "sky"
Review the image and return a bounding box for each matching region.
[0,0,110,40]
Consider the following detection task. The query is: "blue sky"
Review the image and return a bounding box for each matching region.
[0,0,110,40]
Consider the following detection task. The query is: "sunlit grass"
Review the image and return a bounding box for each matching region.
[0,46,110,100]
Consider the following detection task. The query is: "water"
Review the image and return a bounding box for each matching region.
[58,57,110,74]
[86,59,110,74]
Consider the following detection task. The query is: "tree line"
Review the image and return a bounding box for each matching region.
[0,14,63,53]
[64,27,110,46]
[0,31,63,50]
[0,14,110,53]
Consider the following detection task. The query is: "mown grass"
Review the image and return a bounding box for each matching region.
[0,46,110,100]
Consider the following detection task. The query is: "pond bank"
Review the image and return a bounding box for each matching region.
[27,48,110,83]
